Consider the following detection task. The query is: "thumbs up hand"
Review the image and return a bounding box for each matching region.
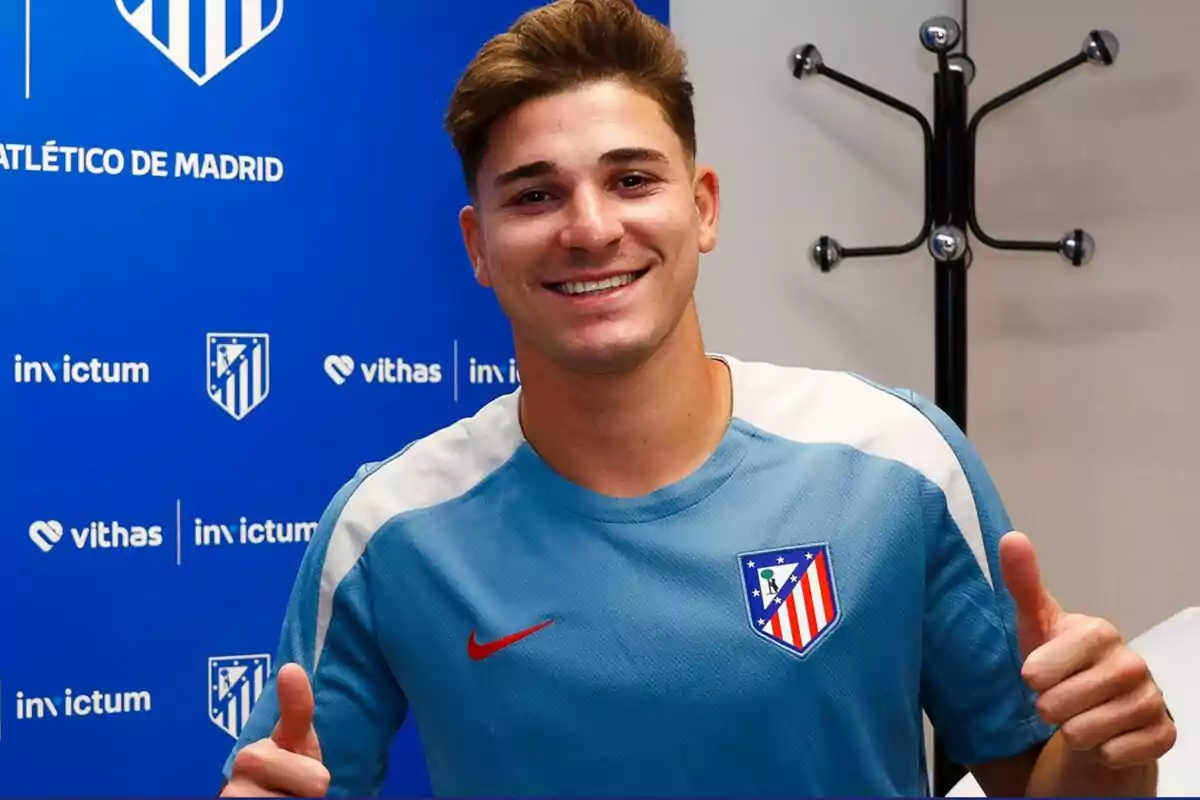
[221,664,331,798]
[270,663,324,762]
[999,532,1176,771]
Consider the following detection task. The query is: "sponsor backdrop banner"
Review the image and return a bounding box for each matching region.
[0,0,670,795]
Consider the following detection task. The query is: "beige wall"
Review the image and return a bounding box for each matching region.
[965,0,1199,639]
[675,0,1197,644]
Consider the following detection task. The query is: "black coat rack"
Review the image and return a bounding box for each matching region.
[786,15,1119,797]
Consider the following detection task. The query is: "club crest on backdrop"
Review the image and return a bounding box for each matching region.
[209,654,271,740]
[115,0,284,86]
[207,333,271,421]
[739,543,841,658]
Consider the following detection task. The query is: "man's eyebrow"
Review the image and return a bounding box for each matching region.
[599,147,669,166]
[493,148,670,188]
[494,160,554,188]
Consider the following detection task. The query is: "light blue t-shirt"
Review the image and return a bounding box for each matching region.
[222,355,1053,796]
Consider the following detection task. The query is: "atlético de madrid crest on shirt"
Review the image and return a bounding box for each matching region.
[739,543,840,658]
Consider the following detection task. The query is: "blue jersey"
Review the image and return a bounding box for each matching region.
[222,355,1053,796]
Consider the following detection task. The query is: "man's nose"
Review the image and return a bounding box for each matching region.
[559,186,624,251]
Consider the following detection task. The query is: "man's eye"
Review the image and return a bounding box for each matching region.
[516,190,550,204]
[618,174,649,189]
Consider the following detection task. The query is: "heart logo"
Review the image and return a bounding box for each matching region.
[324,355,355,385]
[29,520,64,553]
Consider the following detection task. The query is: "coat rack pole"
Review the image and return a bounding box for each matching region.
[934,63,970,437]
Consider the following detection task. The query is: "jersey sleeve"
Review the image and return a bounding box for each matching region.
[898,391,1056,767]
[221,463,409,796]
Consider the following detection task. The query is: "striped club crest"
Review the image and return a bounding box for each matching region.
[207,332,270,421]
[739,543,841,658]
[116,0,284,86]
[208,653,271,740]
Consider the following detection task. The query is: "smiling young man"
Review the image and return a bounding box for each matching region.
[218,1,1176,797]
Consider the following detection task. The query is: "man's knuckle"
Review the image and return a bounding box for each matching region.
[1160,720,1179,753]
[1096,741,1126,769]
[1034,695,1056,722]
[1116,651,1149,683]
[314,765,332,795]
[1085,617,1119,648]
[232,747,263,773]
[1133,683,1165,717]
[1059,720,1086,750]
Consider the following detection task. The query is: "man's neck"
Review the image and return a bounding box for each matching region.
[516,323,733,499]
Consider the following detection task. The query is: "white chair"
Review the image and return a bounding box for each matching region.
[949,607,1199,797]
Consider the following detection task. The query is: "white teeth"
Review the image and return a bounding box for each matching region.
[557,272,638,296]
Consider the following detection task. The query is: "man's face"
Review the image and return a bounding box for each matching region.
[459,80,719,375]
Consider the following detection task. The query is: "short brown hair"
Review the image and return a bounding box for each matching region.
[444,0,696,194]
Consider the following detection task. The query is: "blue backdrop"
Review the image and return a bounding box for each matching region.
[0,0,668,794]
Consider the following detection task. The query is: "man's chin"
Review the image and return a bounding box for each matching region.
[546,335,662,376]
[514,308,693,378]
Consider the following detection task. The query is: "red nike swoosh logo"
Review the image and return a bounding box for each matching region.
[467,619,554,661]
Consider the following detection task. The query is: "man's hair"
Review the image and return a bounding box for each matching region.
[444,0,696,195]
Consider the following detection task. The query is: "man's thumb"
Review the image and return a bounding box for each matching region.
[999,531,1061,657]
[271,663,321,760]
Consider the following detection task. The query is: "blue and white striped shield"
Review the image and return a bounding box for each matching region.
[207,332,270,421]
[116,0,284,86]
[208,653,271,740]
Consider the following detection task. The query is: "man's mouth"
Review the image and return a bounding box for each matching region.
[546,267,651,297]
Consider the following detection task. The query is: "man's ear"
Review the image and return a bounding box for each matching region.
[693,165,720,254]
[458,205,492,287]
